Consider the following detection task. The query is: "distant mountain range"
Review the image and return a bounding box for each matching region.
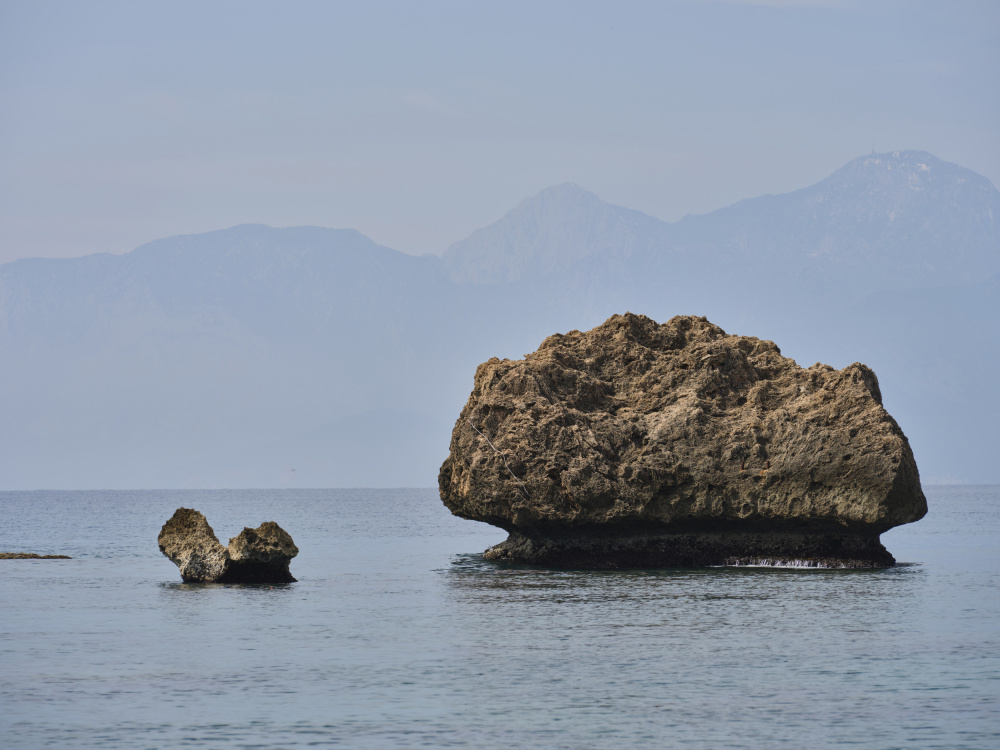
[446,151,998,289]
[1,150,997,489]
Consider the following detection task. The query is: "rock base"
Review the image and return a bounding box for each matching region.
[216,558,297,585]
[483,528,895,569]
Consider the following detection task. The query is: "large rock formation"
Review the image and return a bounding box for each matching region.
[439,313,926,568]
[158,508,298,583]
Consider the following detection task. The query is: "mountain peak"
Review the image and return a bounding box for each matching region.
[826,150,995,194]
[442,184,664,284]
[529,182,599,200]
[853,149,941,169]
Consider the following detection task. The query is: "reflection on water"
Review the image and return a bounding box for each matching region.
[442,553,928,653]
[157,580,298,592]
[444,551,922,600]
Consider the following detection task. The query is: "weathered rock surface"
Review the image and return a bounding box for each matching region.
[439,313,927,568]
[158,508,298,583]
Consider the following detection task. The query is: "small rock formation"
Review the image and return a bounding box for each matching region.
[0,553,72,559]
[439,313,927,568]
[158,508,298,583]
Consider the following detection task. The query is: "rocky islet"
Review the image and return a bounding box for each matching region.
[0,552,72,559]
[439,313,927,568]
[158,508,298,583]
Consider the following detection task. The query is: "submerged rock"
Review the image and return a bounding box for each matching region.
[158,508,298,583]
[0,552,72,559]
[439,313,927,568]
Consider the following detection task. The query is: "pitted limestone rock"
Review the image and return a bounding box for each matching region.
[158,508,298,583]
[439,313,927,568]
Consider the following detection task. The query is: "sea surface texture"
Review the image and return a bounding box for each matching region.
[1,486,997,749]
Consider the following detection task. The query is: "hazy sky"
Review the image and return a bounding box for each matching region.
[1,0,997,265]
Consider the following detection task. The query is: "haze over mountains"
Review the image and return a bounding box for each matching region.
[1,150,997,489]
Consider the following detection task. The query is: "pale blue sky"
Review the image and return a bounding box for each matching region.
[1,0,997,264]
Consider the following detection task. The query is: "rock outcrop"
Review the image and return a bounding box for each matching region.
[158,508,298,583]
[439,313,927,568]
[0,553,72,559]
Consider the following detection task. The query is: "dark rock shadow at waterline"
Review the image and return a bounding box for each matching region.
[442,552,917,581]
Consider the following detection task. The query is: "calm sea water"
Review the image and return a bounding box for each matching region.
[1,486,997,749]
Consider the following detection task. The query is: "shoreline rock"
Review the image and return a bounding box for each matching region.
[0,552,72,559]
[158,508,298,583]
[439,313,927,569]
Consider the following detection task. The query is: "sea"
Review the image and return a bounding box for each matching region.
[1,485,997,749]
